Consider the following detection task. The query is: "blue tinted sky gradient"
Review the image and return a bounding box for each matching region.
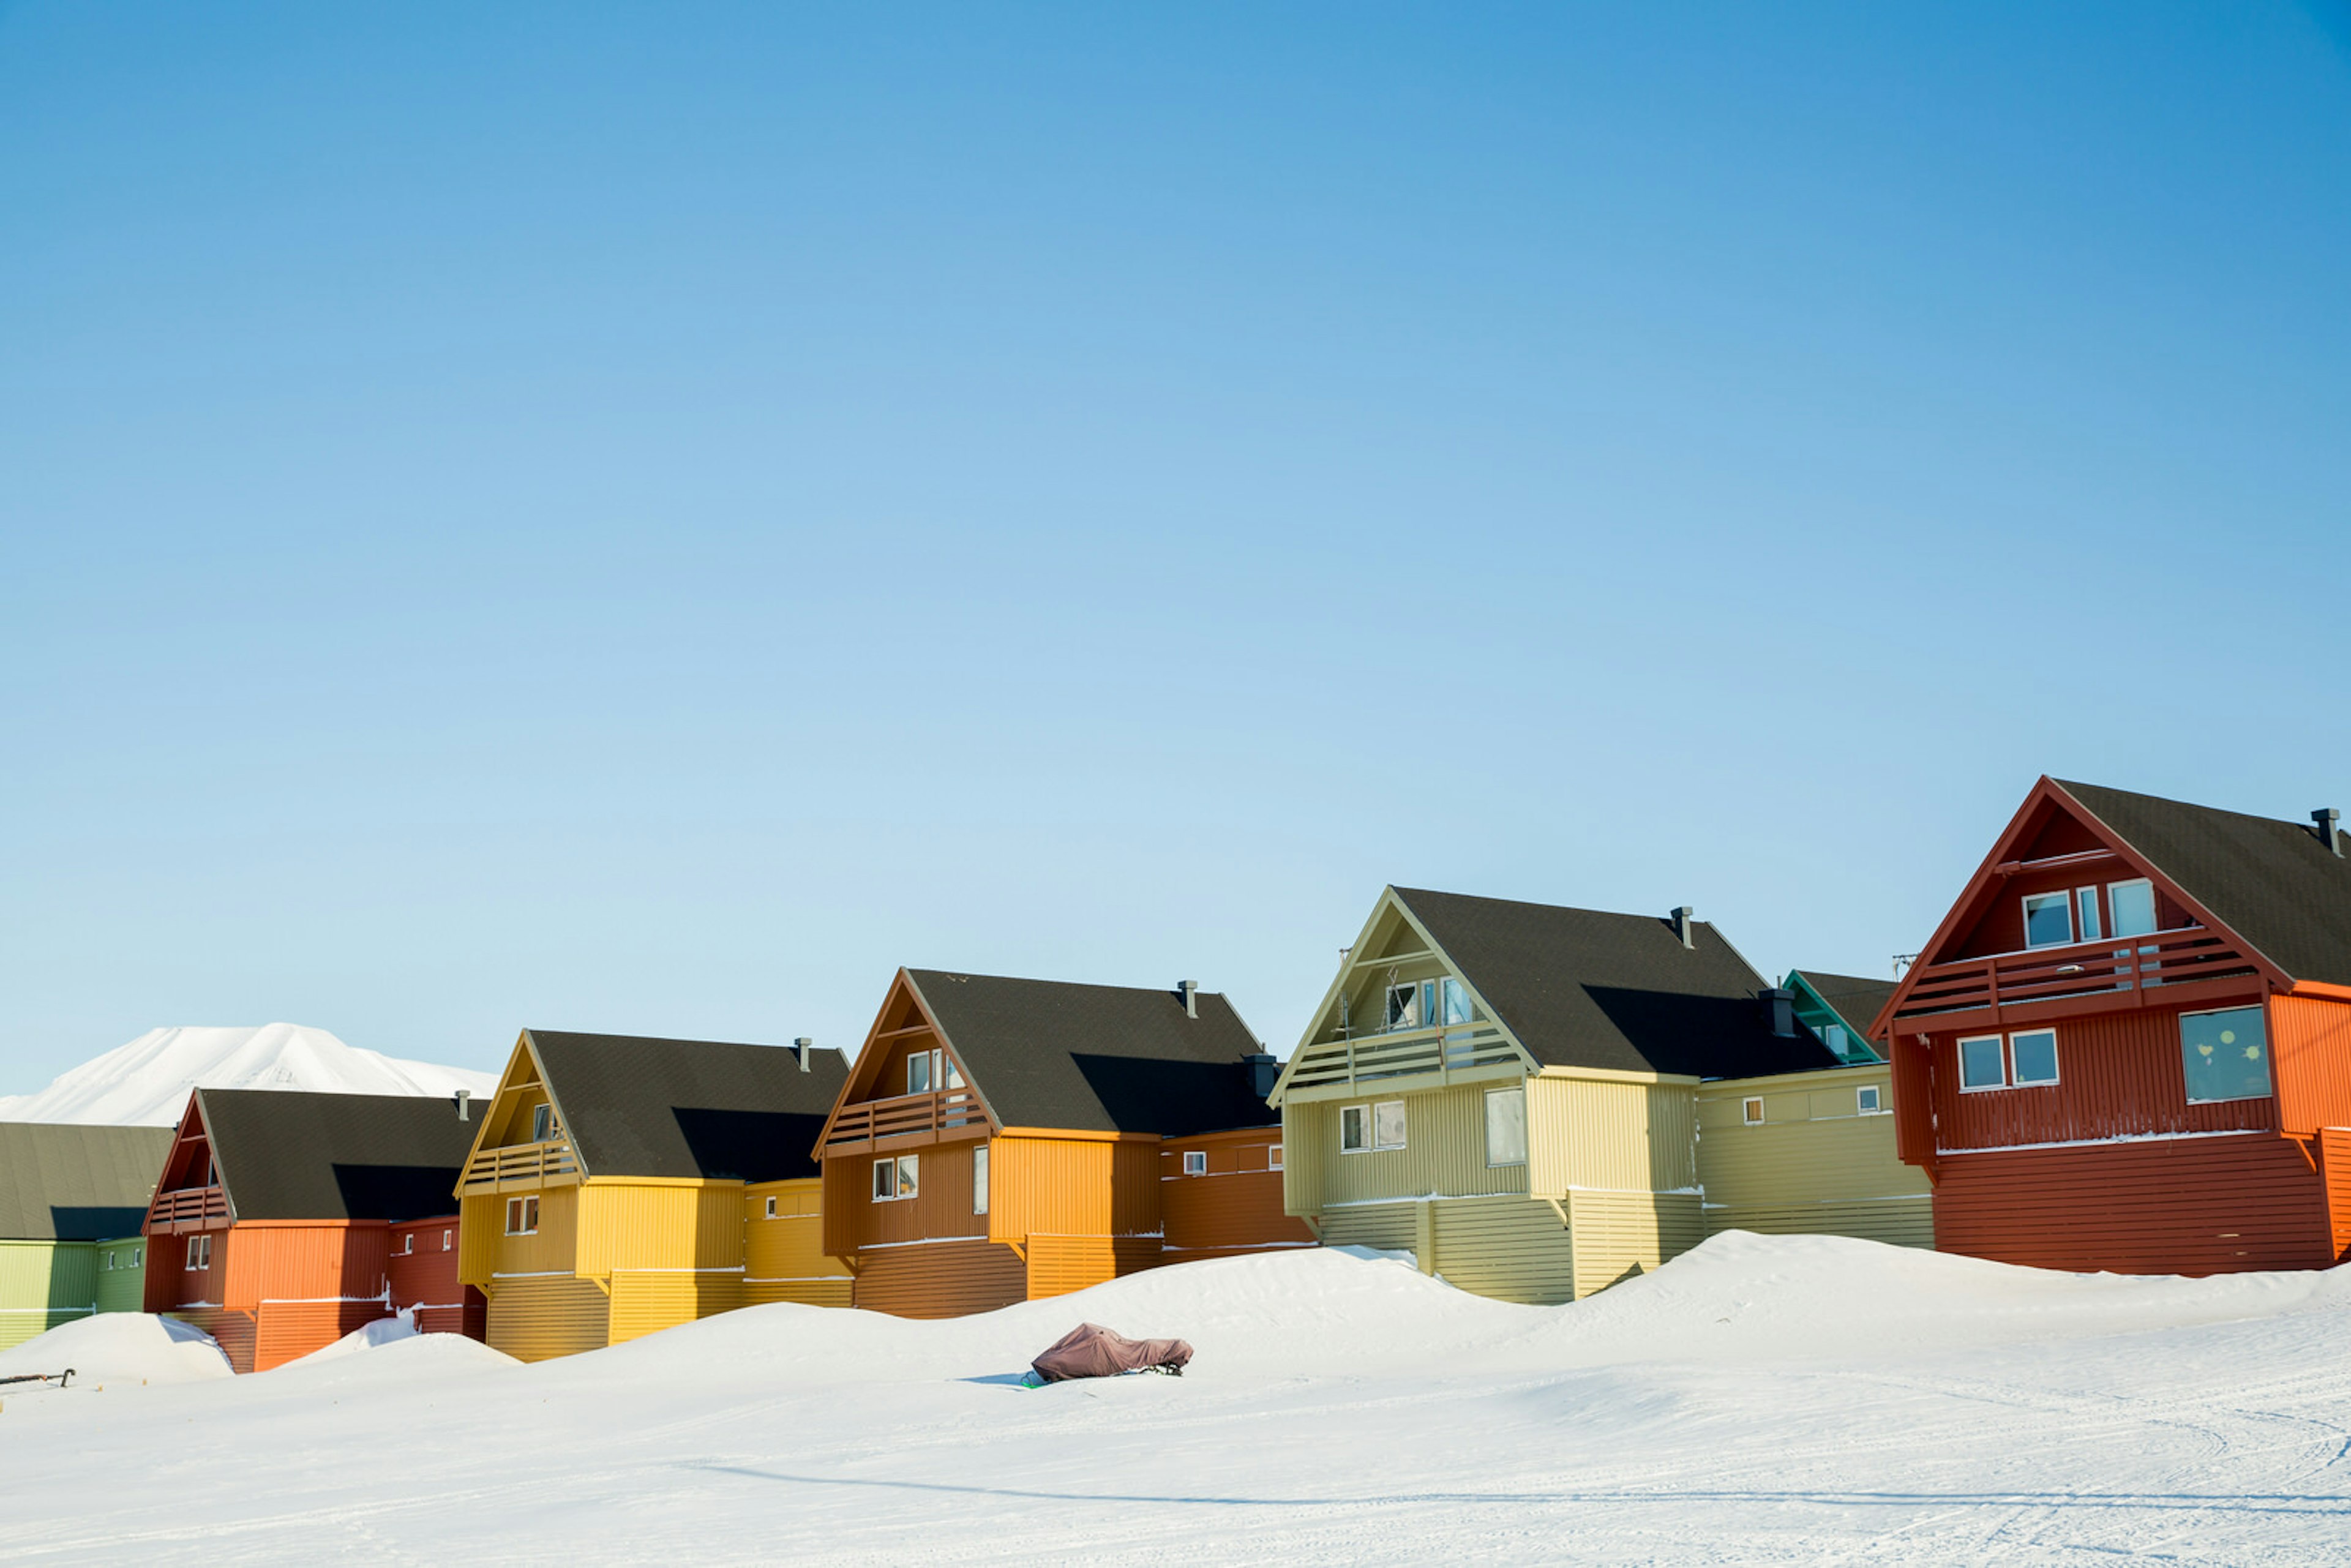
[4,4,2347,1084]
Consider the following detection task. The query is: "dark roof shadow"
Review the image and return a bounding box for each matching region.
[329,1163,469,1223]
[1068,1055,1267,1138]
[1581,986,1835,1079]
[672,1107,828,1183]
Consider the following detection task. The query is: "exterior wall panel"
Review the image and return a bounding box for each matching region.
[1697,1065,1932,1247]
[744,1177,853,1307]
[253,1299,396,1371]
[1529,1075,1697,1195]
[829,1140,985,1254]
[576,1182,741,1277]
[1428,1196,1575,1305]
[238,1222,392,1307]
[608,1271,744,1345]
[852,1239,1026,1319]
[1934,1134,2332,1274]
[486,1277,609,1362]
[95,1240,148,1316]
[1288,1085,1531,1208]
[166,1307,255,1373]
[1024,1234,1160,1301]
[1928,1008,2274,1152]
[993,1138,1117,1240]
[1160,1130,1314,1259]
[1315,1202,1417,1253]
[1566,1190,1704,1299]
[389,1218,485,1340]
[0,1240,97,1352]
[2271,995,2351,1135]
[2319,1128,2351,1266]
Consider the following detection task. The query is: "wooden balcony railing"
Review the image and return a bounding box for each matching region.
[457,1141,580,1193]
[146,1185,228,1231]
[1891,926,2260,1025]
[821,1087,986,1153]
[1281,1021,1522,1099]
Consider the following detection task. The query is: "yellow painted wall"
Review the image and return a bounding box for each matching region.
[459,1185,580,1288]
[1527,1072,1698,1197]
[1696,1063,1932,1247]
[486,1276,609,1362]
[608,1271,744,1344]
[1565,1189,1704,1299]
[575,1180,742,1277]
[1430,1195,1577,1305]
[744,1177,853,1307]
[1282,1083,1532,1210]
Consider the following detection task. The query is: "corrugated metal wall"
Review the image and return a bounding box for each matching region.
[1696,1066,1932,1247]
[1929,1008,2274,1150]
[1934,1133,2333,1274]
[2322,1129,2351,1265]
[1429,1196,1575,1305]
[2271,995,2351,1135]
[607,1271,743,1345]
[1565,1190,1703,1299]
[486,1277,610,1362]
[852,1239,1026,1319]
[1289,1084,1531,1208]
[1528,1076,1696,1196]
[253,1300,396,1371]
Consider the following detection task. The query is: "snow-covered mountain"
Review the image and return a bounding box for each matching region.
[0,1023,500,1126]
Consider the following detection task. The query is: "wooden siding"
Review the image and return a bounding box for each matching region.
[825,1139,987,1257]
[227,1221,393,1311]
[95,1240,148,1315]
[991,1136,1161,1244]
[1566,1190,1704,1299]
[1697,1065,1932,1247]
[1284,1085,1532,1210]
[0,1241,97,1352]
[1927,1007,2275,1152]
[2272,994,2351,1135]
[1025,1234,1161,1300]
[253,1299,396,1371]
[1315,1202,1418,1253]
[1429,1196,1576,1305]
[486,1276,610,1362]
[852,1239,1027,1319]
[1160,1130,1314,1258]
[1528,1072,1697,1196]
[2322,1128,2351,1266]
[608,1271,744,1345]
[744,1177,852,1306]
[167,1308,256,1374]
[149,1225,230,1312]
[459,1185,579,1288]
[1933,1134,2334,1274]
[576,1182,743,1277]
[388,1219,484,1340]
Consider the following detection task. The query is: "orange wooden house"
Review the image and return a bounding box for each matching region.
[817,969,1308,1317]
[1875,778,2351,1275]
[142,1087,484,1370]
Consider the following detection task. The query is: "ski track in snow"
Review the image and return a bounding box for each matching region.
[0,1236,2346,1564]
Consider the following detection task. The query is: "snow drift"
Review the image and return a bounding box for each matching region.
[0,1312,233,1389]
[0,1022,498,1125]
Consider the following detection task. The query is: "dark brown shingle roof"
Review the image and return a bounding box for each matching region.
[906,972,1275,1136]
[1394,888,1839,1079]
[201,1090,479,1223]
[526,1032,849,1182]
[2057,780,2351,988]
[0,1123,173,1240]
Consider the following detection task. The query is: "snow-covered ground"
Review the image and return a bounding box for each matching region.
[0,1234,2345,1564]
[0,1022,498,1124]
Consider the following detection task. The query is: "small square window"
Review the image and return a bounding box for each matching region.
[1742,1097,1765,1126]
[764,1195,778,1219]
[2009,1030,2060,1087]
[1857,1085,1883,1115]
[1959,1035,2007,1091]
[1385,983,1421,1031]
[2181,1005,2270,1104]
[1182,1150,1207,1176]
[1340,1105,1369,1153]
[2023,892,2074,948]
[505,1196,539,1235]
[186,1234,212,1270]
[1372,1100,1407,1150]
[1269,1143,1283,1171]
[872,1158,896,1202]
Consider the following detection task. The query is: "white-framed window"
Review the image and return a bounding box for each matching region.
[1385,982,1422,1031]
[1857,1084,1884,1115]
[133,1245,142,1267]
[531,1103,553,1142]
[1959,1035,2008,1092]
[441,1231,451,1252]
[1823,1023,1850,1058]
[504,1195,539,1235]
[2022,891,2074,948]
[904,1048,965,1095]
[872,1153,920,1202]
[1742,1097,1765,1126]
[2109,879,2158,939]
[973,1144,989,1215]
[103,1250,114,1270]
[1183,1150,1207,1176]
[186,1234,212,1270]
[2075,887,2104,942]
[2180,1005,2271,1104]
[1442,978,1473,1025]
[2009,1029,2060,1087]
[1483,1086,1528,1166]
[763,1195,778,1219]
[1269,1143,1283,1171]
[399,1232,414,1255]
[1340,1101,1406,1152]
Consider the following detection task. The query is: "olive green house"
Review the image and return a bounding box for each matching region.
[1697,970,1933,1248]
[0,1122,173,1351]
[1270,889,1840,1304]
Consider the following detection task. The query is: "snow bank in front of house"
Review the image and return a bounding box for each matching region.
[0,1313,233,1389]
[264,1323,517,1389]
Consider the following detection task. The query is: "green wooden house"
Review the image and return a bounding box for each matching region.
[1270,889,1839,1304]
[1695,969,1933,1248]
[0,1122,173,1351]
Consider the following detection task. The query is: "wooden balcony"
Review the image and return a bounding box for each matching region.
[146,1185,228,1234]
[456,1140,580,1195]
[821,1087,988,1155]
[1278,1021,1524,1103]
[1889,926,2263,1033]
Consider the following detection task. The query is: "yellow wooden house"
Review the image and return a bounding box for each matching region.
[454,1029,850,1361]
[1272,888,1845,1304]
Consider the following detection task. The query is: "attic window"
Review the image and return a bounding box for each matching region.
[1183,1150,1207,1176]
[1385,983,1422,1031]
[531,1104,553,1142]
[1857,1085,1883,1115]
[2109,879,2158,939]
[1742,1098,1764,1126]
[2023,892,2074,948]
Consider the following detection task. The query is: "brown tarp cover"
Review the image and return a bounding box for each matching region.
[1030,1322,1193,1382]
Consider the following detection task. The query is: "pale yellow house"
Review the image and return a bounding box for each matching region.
[456,1029,851,1361]
[1272,889,1845,1304]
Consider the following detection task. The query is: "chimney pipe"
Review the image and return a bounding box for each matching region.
[1243,1051,1278,1100]
[2314,809,2342,857]
[455,1089,471,1122]
[1670,907,1695,948]
[1179,980,1199,1019]
[1763,988,1796,1038]
[795,1037,812,1071]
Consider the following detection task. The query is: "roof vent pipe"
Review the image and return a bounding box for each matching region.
[2314,809,2342,857]
[1179,981,1199,1019]
[1763,988,1796,1037]
[795,1037,812,1071]
[455,1089,471,1122]
[1670,907,1695,948]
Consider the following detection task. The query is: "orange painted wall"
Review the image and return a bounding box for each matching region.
[2271,994,2351,1135]
[823,1137,988,1257]
[853,1238,1027,1319]
[991,1135,1159,1244]
[1159,1128,1313,1257]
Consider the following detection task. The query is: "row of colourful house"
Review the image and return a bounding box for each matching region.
[6,775,2348,1367]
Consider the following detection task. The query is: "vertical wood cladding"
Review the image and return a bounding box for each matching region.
[827,1138,986,1256]
[1933,1134,2333,1274]
[486,1277,609,1362]
[2271,995,2351,1134]
[2322,1129,2351,1266]
[1566,1190,1704,1300]
[852,1239,1027,1319]
[151,1225,231,1311]
[744,1178,853,1304]
[607,1272,743,1345]
[1159,1131,1314,1258]
[1928,1007,2274,1150]
[992,1136,1160,1243]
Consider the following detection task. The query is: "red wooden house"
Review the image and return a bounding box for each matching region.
[1874,778,2351,1274]
[143,1087,486,1370]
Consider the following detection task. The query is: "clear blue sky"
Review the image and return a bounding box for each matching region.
[4,4,2347,1087]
